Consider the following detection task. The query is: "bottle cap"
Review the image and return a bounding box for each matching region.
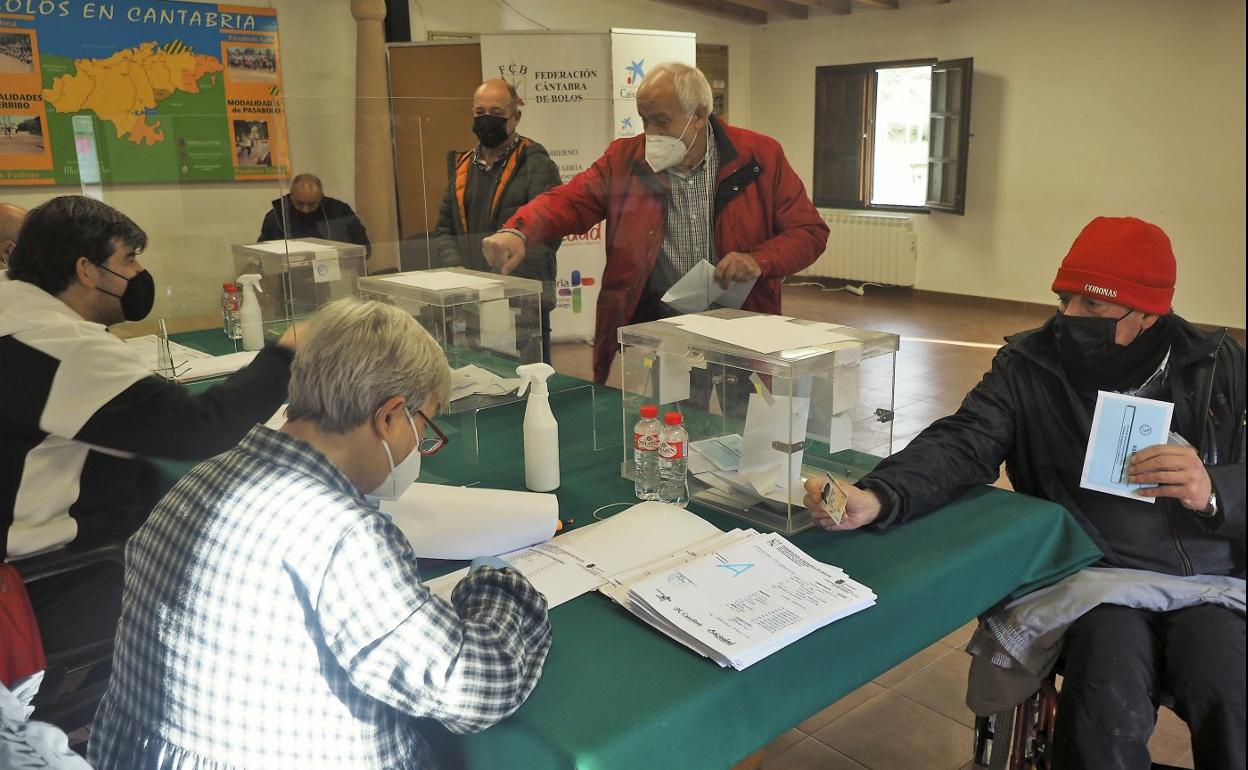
[640,404,658,418]
[222,282,233,290]
[663,411,682,425]
[225,283,238,292]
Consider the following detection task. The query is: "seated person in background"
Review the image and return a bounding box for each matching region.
[0,195,297,659]
[0,202,27,271]
[805,217,1244,769]
[88,298,552,769]
[258,172,371,252]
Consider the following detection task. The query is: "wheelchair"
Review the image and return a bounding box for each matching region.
[10,543,126,751]
[971,668,1189,770]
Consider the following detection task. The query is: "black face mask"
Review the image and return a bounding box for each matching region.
[1052,310,1172,393]
[472,114,511,149]
[96,265,156,322]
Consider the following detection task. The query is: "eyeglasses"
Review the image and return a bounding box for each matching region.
[415,409,449,456]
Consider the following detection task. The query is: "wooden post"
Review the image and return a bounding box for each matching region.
[351,0,401,272]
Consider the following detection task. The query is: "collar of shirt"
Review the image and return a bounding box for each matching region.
[237,425,367,505]
[472,134,521,171]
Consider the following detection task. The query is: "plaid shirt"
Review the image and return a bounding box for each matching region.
[88,426,551,770]
[649,126,720,297]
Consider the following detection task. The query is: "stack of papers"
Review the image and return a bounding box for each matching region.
[124,335,258,383]
[657,313,855,355]
[618,531,875,670]
[420,501,874,669]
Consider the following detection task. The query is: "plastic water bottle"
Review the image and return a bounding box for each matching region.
[633,404,661,500]
[221,282,242,340]
[657,411,689,507]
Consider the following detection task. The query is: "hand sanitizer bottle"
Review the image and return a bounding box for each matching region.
[516,363,559,492]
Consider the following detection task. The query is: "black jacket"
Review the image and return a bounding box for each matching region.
[862,314,1245,578]
[258,195,370,253]
[432,137,562,308]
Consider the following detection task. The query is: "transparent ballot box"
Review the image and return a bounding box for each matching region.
[618,310,899,534]
[357,267,544,413]
[231,238,367,327]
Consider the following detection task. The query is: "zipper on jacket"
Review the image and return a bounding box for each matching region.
[1165,504,1194,576]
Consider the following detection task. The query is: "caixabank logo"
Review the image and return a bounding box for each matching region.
[624,58,645,86]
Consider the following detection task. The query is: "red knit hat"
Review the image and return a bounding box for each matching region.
[1051,216,1176,315]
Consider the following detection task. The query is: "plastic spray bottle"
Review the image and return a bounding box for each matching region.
[236,274,265,351]
[516,362,559,492]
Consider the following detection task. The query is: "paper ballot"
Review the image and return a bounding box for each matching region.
[661,260,757,314]
[1080,391,1173,501]
[624,532,876,670]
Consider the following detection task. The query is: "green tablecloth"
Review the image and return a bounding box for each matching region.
[169,333,1101,770]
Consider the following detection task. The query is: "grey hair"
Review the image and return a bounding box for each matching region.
[285,298,451,433]
[642,62,713,118]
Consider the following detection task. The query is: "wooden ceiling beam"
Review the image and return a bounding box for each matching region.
[788,0,850,11]
[654,0,768,24]
[720,0,809,19]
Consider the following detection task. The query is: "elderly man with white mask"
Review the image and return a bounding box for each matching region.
[483,62,828,384]
[89,298,552,770]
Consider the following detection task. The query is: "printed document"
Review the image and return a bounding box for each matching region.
[1080,390,1173,501]
[625,532,875,669]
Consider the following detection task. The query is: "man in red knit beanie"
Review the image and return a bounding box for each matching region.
[806,216,1244,769]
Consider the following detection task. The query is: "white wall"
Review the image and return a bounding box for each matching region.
[6,0,357,327]
[406,0,753,127]
[750,0,1246,328]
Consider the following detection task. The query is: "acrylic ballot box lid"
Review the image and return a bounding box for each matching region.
[617,309,899,374]
[232,237,367,268]
[357,267,541,307]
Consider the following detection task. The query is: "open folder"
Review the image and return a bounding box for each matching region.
[422,502,875,669]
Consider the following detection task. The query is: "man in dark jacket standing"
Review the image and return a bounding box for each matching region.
[258,173,370,254]
[805,217,1244,770]
[483,63,828,383]
[432,79,562,362]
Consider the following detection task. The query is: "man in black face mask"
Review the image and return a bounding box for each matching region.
[431,78,562,363]
[0,195,298,663]
[258,173,370,254]
[800,216,1244,770]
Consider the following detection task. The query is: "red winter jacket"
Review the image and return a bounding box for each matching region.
[504,116,829,383]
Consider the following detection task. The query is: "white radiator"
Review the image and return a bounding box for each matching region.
[798,210,917,286]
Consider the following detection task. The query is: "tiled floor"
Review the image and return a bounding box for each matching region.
[550,283,1197,770]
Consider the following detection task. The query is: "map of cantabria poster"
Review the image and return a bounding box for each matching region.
[0,0,289,185]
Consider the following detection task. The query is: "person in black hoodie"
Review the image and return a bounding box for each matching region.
[258,173,370,255]
[804,216,1244,770]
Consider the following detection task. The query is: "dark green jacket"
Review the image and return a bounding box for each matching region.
[432,136,562,308]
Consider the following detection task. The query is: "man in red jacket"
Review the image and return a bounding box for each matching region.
[483,62,829,384]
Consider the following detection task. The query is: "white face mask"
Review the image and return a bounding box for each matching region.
[645,113,696,173]
[368,410,422,502]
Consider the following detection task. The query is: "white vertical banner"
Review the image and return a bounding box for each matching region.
[481,33,611,342]
[610,29,697,140]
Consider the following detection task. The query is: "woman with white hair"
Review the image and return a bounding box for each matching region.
[88,298,551,770]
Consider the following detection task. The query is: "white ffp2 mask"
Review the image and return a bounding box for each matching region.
[645,114,696,173]
[368,410,422,502]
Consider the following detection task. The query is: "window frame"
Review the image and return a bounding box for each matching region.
[813,57,972,215]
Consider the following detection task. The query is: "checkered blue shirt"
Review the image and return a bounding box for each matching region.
[649,126,720,297]
[88,426,551,770]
